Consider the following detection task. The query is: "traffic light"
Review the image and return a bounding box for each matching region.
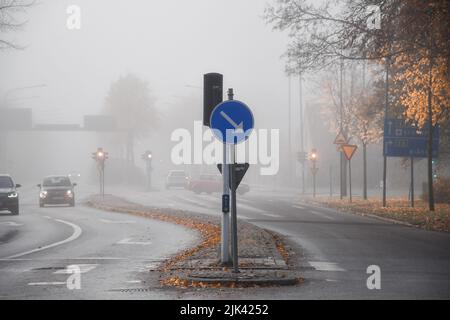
[92,147,108,162]
[310,149,318,161]
[142,150,152,161]
[432,158,438,180]
[203,73,223,127]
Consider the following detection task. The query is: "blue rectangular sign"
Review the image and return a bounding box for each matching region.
[383,118,439,158]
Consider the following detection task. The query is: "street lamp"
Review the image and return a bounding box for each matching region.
[142,150,153,190]
[310,149,318,197]
[92,147,108,197]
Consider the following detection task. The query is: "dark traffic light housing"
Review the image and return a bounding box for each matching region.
[142,150,152,161]
[203,73,223,127]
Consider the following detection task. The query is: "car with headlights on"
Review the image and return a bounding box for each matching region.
[0,174,21,215]
[38,175,76,207]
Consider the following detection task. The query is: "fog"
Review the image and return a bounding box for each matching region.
[0,0,428,196]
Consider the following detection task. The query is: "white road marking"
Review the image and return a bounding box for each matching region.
[176,195,213,208]
[309,210,335,220]
[309,261,346,272]
[237,203,267,214]
[5,218,83,259]
[54,264,98,274]
[263,213,282,218]
[293,204,335,220]
[126,280,142,284]
[117,238,152,245]
[0,221,23,227]
[28,282,66,286]
[99,219,136,224]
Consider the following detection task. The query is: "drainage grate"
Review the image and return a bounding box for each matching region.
[108,288,159,293]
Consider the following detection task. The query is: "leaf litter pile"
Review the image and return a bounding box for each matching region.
[305,196,450,232]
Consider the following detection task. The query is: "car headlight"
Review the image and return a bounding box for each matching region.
[7,192,18,198]
[66,190,73,197]
[40,191,47,198]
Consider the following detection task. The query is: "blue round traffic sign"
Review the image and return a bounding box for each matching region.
[210,100,254,144]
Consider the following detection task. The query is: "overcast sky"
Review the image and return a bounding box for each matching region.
[0,0,296,130]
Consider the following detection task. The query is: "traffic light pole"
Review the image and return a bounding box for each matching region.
[312,161,317,198]
[102,163,105,198]
[146,162,152,191]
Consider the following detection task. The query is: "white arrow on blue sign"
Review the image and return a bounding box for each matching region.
[210,100,254,144]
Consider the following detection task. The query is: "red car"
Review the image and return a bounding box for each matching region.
[188,174,250,195]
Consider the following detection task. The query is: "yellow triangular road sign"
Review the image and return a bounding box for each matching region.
[342,144,357,160]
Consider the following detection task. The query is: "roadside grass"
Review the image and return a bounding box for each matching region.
[305,196,450,232]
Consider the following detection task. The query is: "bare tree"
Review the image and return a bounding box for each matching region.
[0,0,35,50]
[104,74,159,166]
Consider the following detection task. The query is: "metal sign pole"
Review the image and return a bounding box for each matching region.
[349,159,352,203]
[410,157,414,208]
[230,144,239,273]
[221,142,230,264]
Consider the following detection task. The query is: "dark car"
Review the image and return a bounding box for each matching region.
[38,175,76,207]
[0,174,21,215]
[165,170,189,189]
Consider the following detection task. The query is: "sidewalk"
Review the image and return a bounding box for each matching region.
[85,194,303,288]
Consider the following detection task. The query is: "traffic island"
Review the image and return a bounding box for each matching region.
[85,194,303,288]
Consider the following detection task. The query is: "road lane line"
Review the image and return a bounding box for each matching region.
[293,205,335,220]
[263,213,282,218]
[309,261,346,272]
[5,218,83,259]
[99,218,136,224]
[309,210,335,220]
[54,264,98,274]
[28,282,66,286]
[0,222,23,226]
[117,238,152,245]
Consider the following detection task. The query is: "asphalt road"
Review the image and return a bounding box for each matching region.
[116,185,450,299]
[0,185,198,299]
[1,184,449,299]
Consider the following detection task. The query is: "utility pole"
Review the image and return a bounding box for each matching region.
[299,73,305,194]
[382,57,390,207]
[288,75,292,186]
[339,57,347,199]
[427,9,435,211]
